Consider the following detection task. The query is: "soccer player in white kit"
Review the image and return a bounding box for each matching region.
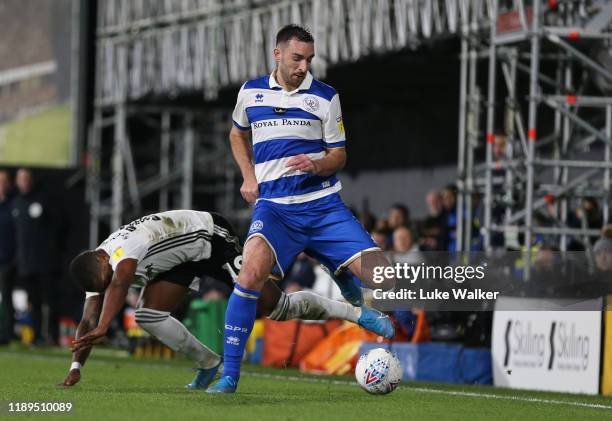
[65,210,386,389]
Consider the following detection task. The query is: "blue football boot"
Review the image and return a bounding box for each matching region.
[358,306,395,339]
[328,268,364,307]
[185,360,222,390]
[206,376,238,394]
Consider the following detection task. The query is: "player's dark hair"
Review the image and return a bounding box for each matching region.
[69,250,101,292]
[276,24,314,46]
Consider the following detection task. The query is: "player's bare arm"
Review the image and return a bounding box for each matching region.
[71,259,137,352]
[60,294,103,386]
[285,147,346,176]
[229,126,258,203]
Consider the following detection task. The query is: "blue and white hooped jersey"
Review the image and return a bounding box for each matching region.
[232,71,346,205]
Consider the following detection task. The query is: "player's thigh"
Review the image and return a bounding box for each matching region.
[141,280,190,312]
[348,250,395,291]
[245,202,307,281]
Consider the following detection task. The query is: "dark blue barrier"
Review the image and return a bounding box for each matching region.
[358,342,492,385]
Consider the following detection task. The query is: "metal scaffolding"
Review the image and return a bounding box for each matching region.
[88,106,196,246]
[456,0,612,278]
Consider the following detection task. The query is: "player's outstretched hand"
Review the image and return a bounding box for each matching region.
[286,154,318,174]
[71,326,108,352]
[59,369,81,386]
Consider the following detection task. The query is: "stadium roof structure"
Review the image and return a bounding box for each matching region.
[94,0,474,104]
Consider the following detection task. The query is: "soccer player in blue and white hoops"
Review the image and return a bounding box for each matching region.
[208,24,397,394]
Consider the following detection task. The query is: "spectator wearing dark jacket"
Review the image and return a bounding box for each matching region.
[555,227,612,299]
[11,168,61,344]
[441,185,457,252]
[0,170,16,344]
[281,253,316,293]
[419,189,446,251]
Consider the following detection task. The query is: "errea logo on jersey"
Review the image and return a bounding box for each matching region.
[255,93,264,103]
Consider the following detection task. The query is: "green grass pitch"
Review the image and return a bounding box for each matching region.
[1,347,611,420]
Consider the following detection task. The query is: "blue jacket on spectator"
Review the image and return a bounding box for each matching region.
[11,188,61,276]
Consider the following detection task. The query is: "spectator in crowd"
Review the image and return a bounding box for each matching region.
[547,197,603,250]
[493,134,507,162]
[387,203,410,231]
[570,197,603,247]
[377,203,411,249]
[11,168,61,345]
[389,226,424,265]
[490,134,508,196]
[530,244,562,297]
[280,252,316,293]
[370,228,388,251]
[200,277,232,301]
[440,185,458,252]
[359,209,377,234]
[0,170,16,345]
[593,225,612,274]
[556,226,612,299]
[419,189,446,251]
[374,218,393,244]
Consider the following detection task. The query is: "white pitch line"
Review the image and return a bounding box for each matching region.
[241,371,612,411]
[3,352,612,410]
[407,386,612,411]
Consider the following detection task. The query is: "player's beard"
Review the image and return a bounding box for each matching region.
[292,72,306,84]
[279,66,304,88]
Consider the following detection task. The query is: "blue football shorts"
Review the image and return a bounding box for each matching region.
[245,194,379,278]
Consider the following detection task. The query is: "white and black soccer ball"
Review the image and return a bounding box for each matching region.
[355,348,402,395]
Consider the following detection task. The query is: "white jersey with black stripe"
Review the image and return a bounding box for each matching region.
[85,210,216,298]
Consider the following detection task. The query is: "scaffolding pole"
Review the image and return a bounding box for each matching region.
[483,0,498,251]
[523,0,542,280]
[459,0,612,278]
[456,3,470,253]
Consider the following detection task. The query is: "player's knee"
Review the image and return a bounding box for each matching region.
[237,269,266,290]
[377,276,396,291]
[352,253,396,291]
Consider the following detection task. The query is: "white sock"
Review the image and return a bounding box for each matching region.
[268,291,361,323]
[135,308,220,369]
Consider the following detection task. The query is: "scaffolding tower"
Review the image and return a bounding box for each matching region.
[456,0,612,278]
